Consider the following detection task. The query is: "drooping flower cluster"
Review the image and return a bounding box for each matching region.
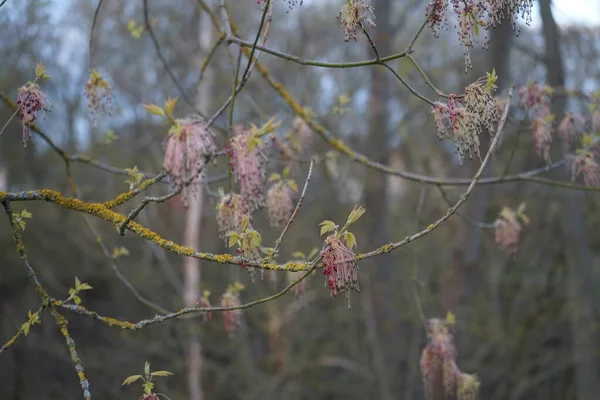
[517,82,553,117]
[266,174,298,228]
[337,0,376,42]
[426,0,533,71]
[432,73,498,162]
[220,284,243,338]
[216,192,249,240]
[530,116,554,163]
[291,116,313,153]
[85,69,114,127]
[320,235,359,300]
[16,83,51,148]
[420,317,480,400]
[162,115,216,186]
[494,206,525,256]
[557,112,585,148]
[570,151,600,188]
[228,125,267,213]
[592,111,600,134]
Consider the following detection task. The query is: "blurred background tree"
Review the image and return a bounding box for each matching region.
[1,0,600,399]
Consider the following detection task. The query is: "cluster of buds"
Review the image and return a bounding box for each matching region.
[337,0,376,42]
[216,191,249,240]
[228,125,267,213]
[225,214,263,279]
[420,316,480,400]
[425,0,449,38]
[16,82,51,148]
[266,168,299,228]
[432,72,498,163]
[570,150,600,188]
[220,283,244,337]
[494,204,529,256]
[85,69,114,127]
[163,115,216,186]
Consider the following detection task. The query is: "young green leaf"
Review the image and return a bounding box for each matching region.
[143,104,165,117]
[319,220,337,236]
[445,311,456,325]
[282,166,291,179]
[291,251,305,259]
[346,205,366,226]
[144,361,151,378]
[163,97,177,118]
[268,173,281,183]
[287,180,299,193]
[143,381,154,395]
[122,375,143,386]
[241,214,250,232]
[342,231,357,249]
[21,322,31,336]
[150,370,174,377]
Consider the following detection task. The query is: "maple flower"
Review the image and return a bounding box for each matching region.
[216,192,249,240]
[531,116,553,163]
[420,318,480,400]
[454,3,488,72]
[432,96,481,162]
[220,287,242,338]
[485,0,534,32]
[16,83,51,148]
[291,116,313,153]
[228,125,267,213]
[162,115,216,186]
[425,0,449,38]
[557,112,584,147]
[267,182,296,228]
[591,111,600,134]
[517,82,552,118]
[139,394,159,400]
[85,69,114,126]
[464,76,499,134]
[494,207,523,256]
[337,0,376,42]
[320,235,359,299]
[570,151,600,187]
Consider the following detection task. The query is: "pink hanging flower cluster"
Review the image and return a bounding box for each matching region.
[530,116,553,163]
[557,112,585,149]
[320,235,359,300]
[494,207,523,256]
[267,181,297,228]
[592,111,600,134]
[228,125,267,213]
[291,116,313,153]
[570,151,600,188]
[517,83,556,162]
[16,83,51,148]
[220,286,242,338]
[163,115,216,186]
[426,0,533,71]
[216,192,249,239]
[517,82,553,117]
[337,0,376,42]
[85,69,114,127]
[420,318,480,400]
[433,88,496,163]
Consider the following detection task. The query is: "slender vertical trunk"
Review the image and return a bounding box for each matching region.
[446,18,512,312]
[361,0,393,398]
[183,4,214,400]
[538,1,599,398]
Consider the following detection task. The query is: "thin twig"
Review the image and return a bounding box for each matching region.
[356,87,514,261]
[436,185,499,229]
[265,157,316,262]
[88,0,104,71]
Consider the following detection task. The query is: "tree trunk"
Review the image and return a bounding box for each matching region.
[445,17,513,313]
[361,0,393,398]
[183,4,214,400]
[538,1,600,398]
